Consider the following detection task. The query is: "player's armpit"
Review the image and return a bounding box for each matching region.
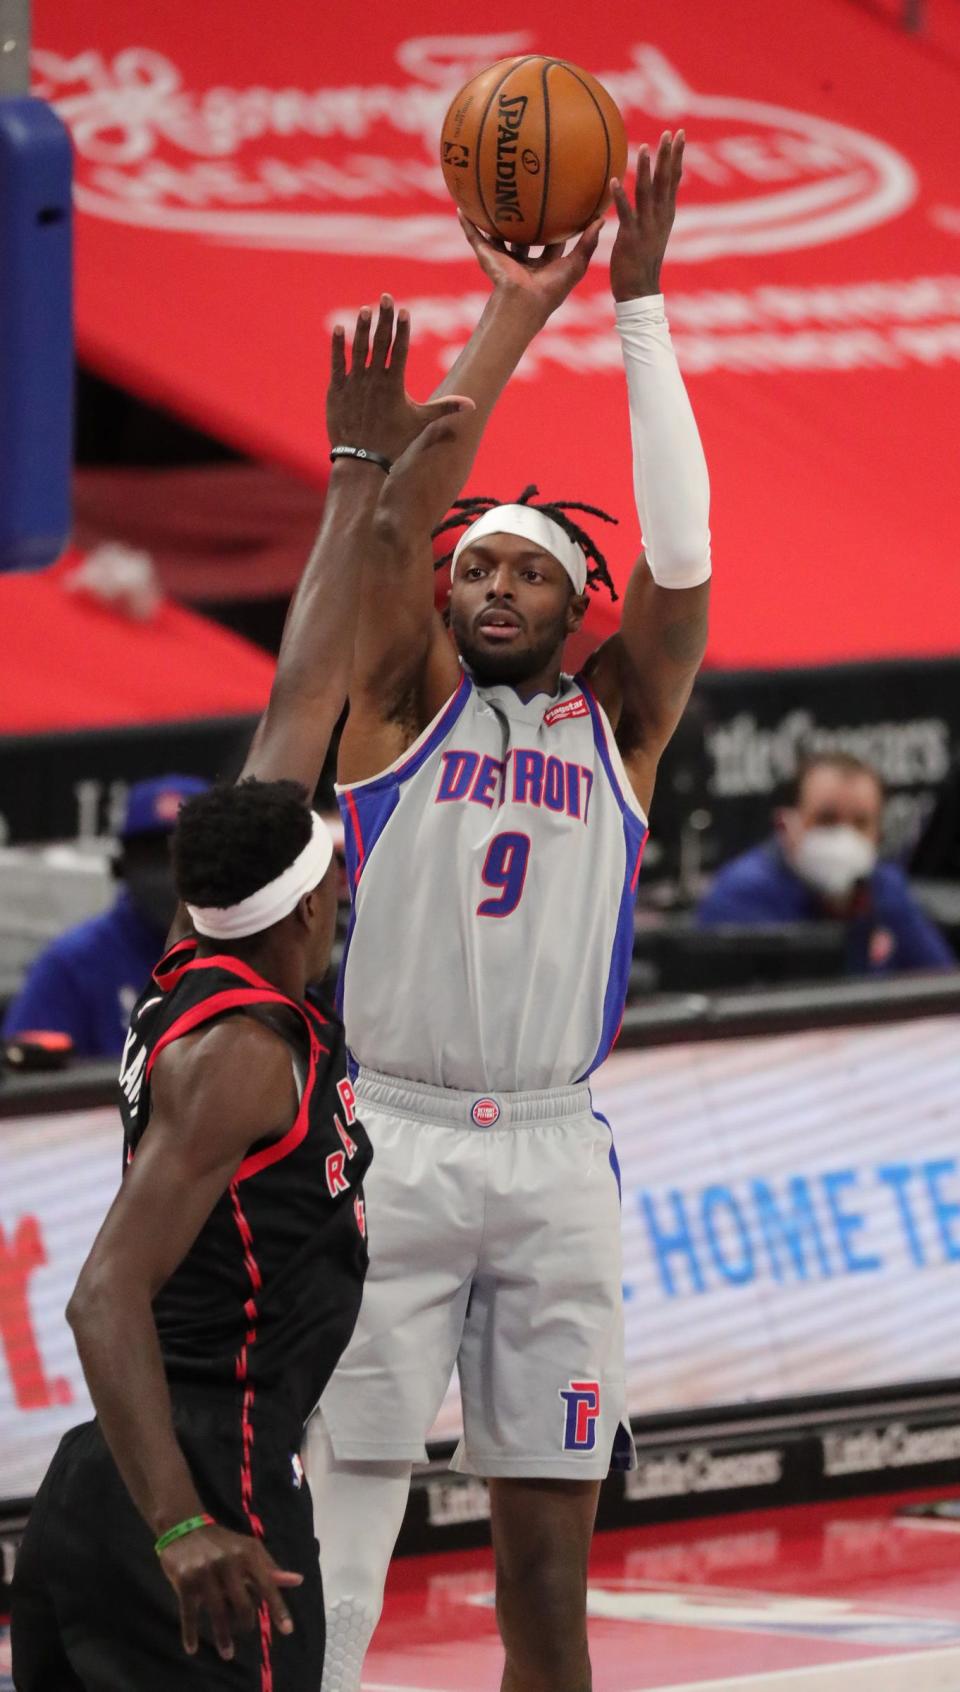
[339,602,461,785]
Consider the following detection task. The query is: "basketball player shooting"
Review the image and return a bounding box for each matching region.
[10,313,474,1692]
[307,133,711,1691]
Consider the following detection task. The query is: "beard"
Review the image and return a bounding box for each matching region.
[452,612,568,687]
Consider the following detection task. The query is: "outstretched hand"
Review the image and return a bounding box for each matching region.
[458,212,603,321]
[327,297,471,464]
[610,130,685,301]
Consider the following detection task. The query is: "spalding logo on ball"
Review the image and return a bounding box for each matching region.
[440,55,627,247]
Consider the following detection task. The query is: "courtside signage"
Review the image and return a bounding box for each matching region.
[3,1014,960,1502]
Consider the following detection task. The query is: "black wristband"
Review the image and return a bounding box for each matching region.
[330,445,392,474]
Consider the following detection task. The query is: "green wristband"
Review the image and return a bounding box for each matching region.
[155,1513,215,1555]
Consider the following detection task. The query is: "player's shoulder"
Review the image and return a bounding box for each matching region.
[153,1013,297,1132]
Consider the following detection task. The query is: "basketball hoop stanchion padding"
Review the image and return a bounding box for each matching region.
[0,97,73,572]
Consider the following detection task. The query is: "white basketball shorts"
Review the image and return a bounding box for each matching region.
[316,1067,636,1480]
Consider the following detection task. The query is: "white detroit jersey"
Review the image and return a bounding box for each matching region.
[337,673,648,1092]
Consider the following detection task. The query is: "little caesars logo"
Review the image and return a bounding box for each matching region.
[32,33,914,260]
[626,1445,783,1501]
[822,1421,960,1477]
[495,93,528,224]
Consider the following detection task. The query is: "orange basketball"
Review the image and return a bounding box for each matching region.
[440,55,627,247]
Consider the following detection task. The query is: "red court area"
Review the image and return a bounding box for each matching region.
[4,1490,960,1688]
[362,1490,960,1690]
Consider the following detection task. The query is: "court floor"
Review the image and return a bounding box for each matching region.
[3,1487,960,1689]
[362,1487,960,1691]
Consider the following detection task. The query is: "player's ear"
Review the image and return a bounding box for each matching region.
[566,591,589,635]
[295,889,316,930]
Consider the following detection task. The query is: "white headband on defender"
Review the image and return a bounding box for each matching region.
[450,505,587,595]
[187,811,334,940]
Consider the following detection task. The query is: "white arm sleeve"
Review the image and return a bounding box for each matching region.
[615,294,712,589]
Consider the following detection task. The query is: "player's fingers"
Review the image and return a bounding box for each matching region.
[205,1579,235,1661]
[421,394,475,421]
[254,1563,301,1636]
[573,218,603,267]
[538,239,566,265]
[653,131,673,198]
[610,179,633,223]
[330,324,346,388]
[509,242,530,263]
[459,210,508,261]
[179,1590,200,1657]
[672,129,686,186]
[389,308,410,377]
[222,1562,257,1634]
[350,307,372,375]
[371,293,394,370]
[634,143,652,208]
[458,210,488,251]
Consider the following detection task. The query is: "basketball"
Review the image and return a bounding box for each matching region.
[440,56,628,247]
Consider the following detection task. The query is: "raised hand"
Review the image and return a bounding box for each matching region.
[610,130,685,301]
[159,1522,303,1661]
[458,212,603,322]
[327,296,471,464]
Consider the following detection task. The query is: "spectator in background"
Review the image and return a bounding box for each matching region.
[2,776,208,1058]
[697,752,955,976]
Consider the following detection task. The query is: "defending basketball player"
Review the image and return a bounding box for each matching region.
[10,311,474,1692]
[307,133,710,1691]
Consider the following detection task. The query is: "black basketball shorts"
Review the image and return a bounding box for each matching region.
[11,1389,323,1692]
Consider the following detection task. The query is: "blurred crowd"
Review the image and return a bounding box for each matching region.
[1,744,956,1068]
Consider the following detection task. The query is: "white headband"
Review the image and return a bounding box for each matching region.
[450,505,587,595]
[187,811,334,940]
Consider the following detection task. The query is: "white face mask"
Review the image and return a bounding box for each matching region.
[792,825,878,899]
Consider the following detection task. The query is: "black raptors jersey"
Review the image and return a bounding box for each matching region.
[117,937,372,1427]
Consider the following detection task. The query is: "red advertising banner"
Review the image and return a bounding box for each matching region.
[32,0,960,668]
[0,550,273,732]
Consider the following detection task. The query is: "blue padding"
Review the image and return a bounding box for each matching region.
[0,99,73,572]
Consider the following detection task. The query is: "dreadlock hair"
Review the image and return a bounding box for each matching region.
[432,484,619,602]
[173,778,312,909]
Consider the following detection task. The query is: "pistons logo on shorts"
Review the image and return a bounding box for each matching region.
[471,1097,501,1127]
[560,1380,600,1452]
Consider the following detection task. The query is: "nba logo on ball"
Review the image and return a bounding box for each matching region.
[560,1380,600,1451]
[471,1096,501,1127]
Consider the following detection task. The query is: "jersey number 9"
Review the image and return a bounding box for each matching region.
[477,832,531,918]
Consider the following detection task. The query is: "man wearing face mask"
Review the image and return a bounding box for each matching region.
[3,775,208,1059]
[697,753,955,975]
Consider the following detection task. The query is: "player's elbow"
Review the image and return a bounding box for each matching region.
[66,1277,97,1334]
[647,536,712,594]
[66,1259,125,1332]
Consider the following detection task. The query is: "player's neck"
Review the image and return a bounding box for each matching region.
[474,658,564,702]
[195,934,306,1002]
